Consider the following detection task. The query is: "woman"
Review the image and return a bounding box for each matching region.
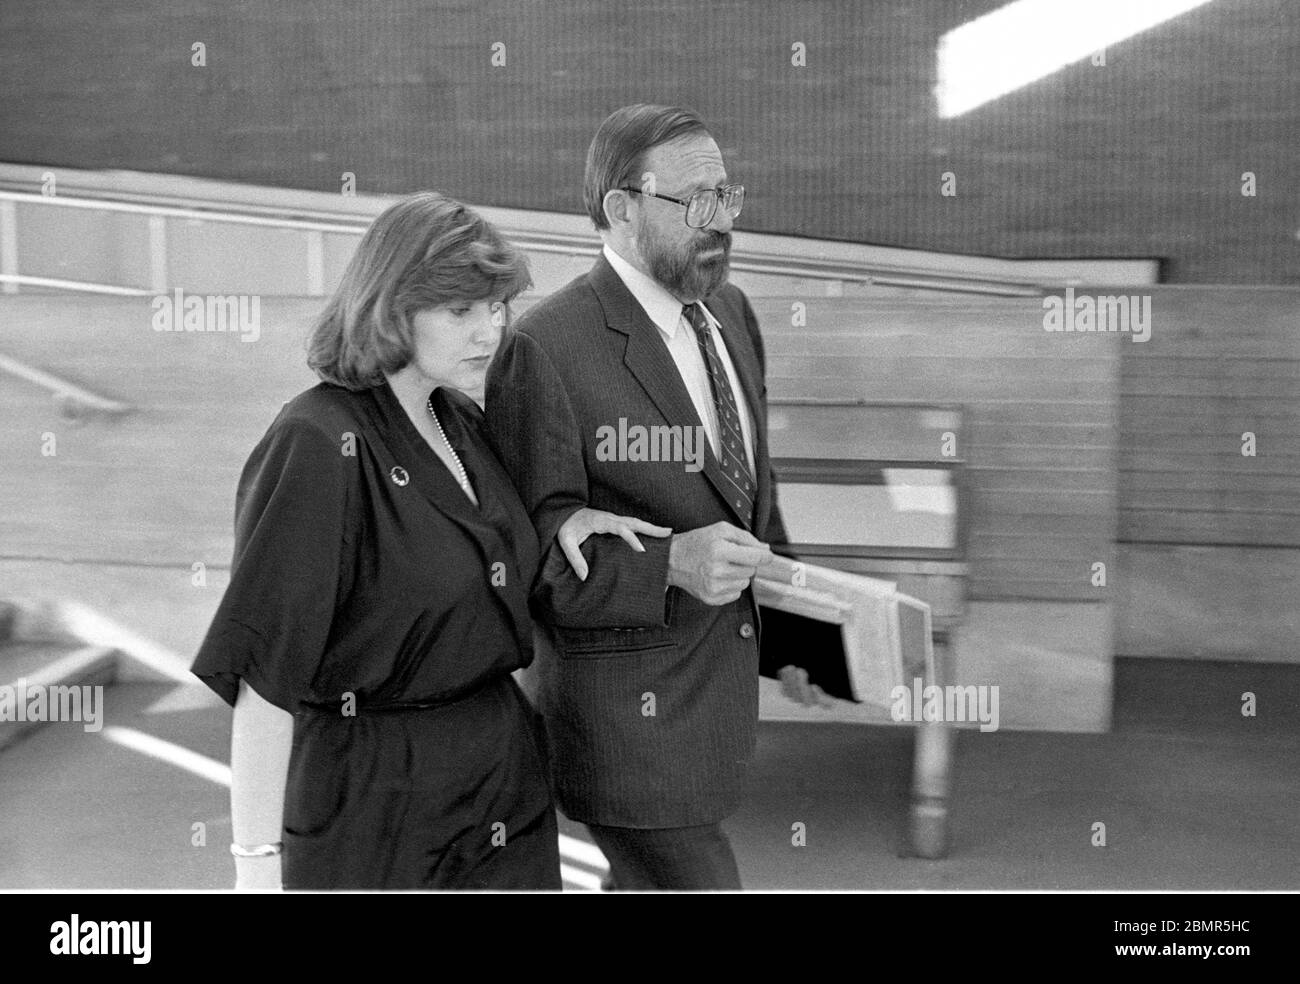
[192,192,666,890]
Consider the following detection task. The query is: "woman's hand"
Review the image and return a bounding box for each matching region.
[557,507,671,581]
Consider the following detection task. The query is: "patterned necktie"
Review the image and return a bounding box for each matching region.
[684,302,755,526]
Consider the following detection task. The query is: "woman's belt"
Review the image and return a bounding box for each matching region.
[297,674,514,715]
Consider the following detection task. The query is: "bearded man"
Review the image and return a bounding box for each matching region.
[487,104,809,890]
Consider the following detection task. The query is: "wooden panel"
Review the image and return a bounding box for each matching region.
[1122,470,1300,495]
[0,294,319,569]
[977,513,1111,539]
[767,403,961,461]
[1119,493,1297,514]
[771,366,1109,402]
[9,282,1298,644]
[944,601,1113,732]
[975,422,1113,445]
[0,289,1121,607]
[759,293,1120,602]
[1116,544,1300,662]
[1123,400,1300,422]
[1124,360,1300,382]
[969,534,1109,562]
[1119,287,1300,549]
[1119,513,1299,546]
[1117,377,1298,398]
[970,446,1113,470]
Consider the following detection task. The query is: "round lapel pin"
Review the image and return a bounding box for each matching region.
[390,465,410,487]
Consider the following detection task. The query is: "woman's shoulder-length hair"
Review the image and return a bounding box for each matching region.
[307,191,531,390]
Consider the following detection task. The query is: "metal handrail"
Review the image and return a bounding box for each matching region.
[0,274,151,296]
[0,190,365,235]
[0,352,132,416]
[0,189,1043,297]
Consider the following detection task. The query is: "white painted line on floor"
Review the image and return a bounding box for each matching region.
[559,833,608,871]
[143,683,226,715]
[57,602,194,683]
[560,864,603,892]
[103,724,611,891]
[5,645,115,690]
[103,726,232,786]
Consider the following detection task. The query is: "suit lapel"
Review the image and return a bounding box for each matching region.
[588,256,754,530]
[590,257,702,435]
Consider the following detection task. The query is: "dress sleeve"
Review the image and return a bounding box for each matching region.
[191,413,350,711]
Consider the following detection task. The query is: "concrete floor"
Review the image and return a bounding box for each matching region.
[1,658,1295,891]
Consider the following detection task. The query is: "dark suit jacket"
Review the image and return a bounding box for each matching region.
[486,254,789,828]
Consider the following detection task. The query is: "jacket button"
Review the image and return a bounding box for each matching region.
[739,622,754,639]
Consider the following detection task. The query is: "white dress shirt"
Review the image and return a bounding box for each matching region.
[602,244,756,473]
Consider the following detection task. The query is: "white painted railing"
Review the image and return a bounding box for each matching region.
[0,169,1160,299]
[0,352,133,417]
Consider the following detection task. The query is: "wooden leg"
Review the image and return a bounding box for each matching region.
[908,634,955,858]
[909,718,954,858]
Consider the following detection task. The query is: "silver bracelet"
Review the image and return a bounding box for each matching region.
[230,841,283,858]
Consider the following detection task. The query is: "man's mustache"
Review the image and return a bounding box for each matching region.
[693,233,731,255]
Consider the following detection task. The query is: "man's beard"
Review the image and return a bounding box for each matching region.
[634,220,732,300]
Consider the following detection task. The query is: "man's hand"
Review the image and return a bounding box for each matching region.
[667,522,773,606]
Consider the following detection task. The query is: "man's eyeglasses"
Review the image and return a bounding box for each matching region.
[619,184,745,229]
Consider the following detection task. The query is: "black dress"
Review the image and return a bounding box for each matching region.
[192,381,561,890]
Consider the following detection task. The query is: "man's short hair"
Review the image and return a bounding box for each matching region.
[583,104,710,230]
[307,191,530,390]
